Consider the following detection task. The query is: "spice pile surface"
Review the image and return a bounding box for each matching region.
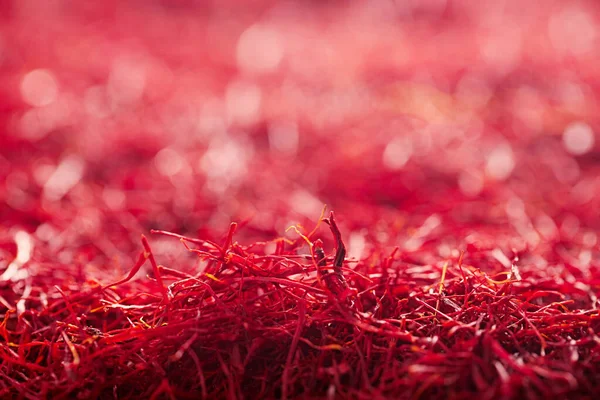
[1,1,600,398]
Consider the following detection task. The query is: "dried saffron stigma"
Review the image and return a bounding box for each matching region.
[319,212,356,302]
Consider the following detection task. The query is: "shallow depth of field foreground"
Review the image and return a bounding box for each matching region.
[1,1,600,399]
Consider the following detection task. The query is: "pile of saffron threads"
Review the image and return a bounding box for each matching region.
[0,208,598,399]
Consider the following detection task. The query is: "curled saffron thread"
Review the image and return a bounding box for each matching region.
[321,211,355,301]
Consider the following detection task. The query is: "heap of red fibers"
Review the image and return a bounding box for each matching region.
[2,1,600,399]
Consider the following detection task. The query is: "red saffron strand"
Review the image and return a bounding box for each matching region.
[141,235,169,304]
[103,251,147,289]
[282,299,306,400]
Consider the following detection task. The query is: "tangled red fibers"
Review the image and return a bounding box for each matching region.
[2,1,600,399]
